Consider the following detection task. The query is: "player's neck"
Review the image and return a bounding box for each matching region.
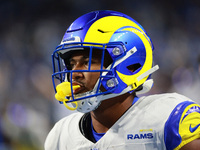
[90,93,134,133]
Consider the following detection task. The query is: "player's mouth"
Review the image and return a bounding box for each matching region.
[72,82,87,95]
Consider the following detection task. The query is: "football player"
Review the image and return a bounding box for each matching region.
[45,10,200,150]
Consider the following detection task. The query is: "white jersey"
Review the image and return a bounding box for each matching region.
[45,93,200,150]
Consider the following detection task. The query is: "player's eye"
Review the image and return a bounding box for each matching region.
[69,62,76,70]
[85,59,99,66]
[83,60,89,66]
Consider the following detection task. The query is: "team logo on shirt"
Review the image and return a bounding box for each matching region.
[127,133,153,140]
[189,124,200,133]
[127,129,154,140]
[180,105,200,134]
[181,105,200,123]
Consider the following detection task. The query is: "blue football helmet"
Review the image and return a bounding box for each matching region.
[52,10,159,113]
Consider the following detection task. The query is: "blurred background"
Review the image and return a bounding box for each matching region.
[0,0,200,149]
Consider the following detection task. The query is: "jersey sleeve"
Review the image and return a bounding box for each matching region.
[44,122,61,150]
[164,101,200,150]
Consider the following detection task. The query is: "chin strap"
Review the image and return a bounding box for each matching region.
[135,79,154,95]
[137,65,159,82]
[135,65,159,95]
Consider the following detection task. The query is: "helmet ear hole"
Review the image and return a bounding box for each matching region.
[127,63,141,73]
[103,50,113,68]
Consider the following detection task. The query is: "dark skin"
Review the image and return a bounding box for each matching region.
[91,92,134,133]
[68,50,200,150]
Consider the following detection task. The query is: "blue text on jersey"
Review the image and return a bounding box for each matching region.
[127,133,153,140]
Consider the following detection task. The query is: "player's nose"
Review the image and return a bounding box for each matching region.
[71,63,84,80]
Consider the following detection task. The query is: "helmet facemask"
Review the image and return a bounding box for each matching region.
[52,43,121,113]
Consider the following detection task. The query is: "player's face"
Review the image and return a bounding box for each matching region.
[67,50,106,95]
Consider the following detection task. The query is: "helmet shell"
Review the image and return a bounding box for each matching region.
[52,10,155,112]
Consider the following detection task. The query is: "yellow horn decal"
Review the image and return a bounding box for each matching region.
[84,16,145,44]
[116,28,153,90]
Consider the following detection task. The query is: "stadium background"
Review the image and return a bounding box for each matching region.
[0,0,200,149]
